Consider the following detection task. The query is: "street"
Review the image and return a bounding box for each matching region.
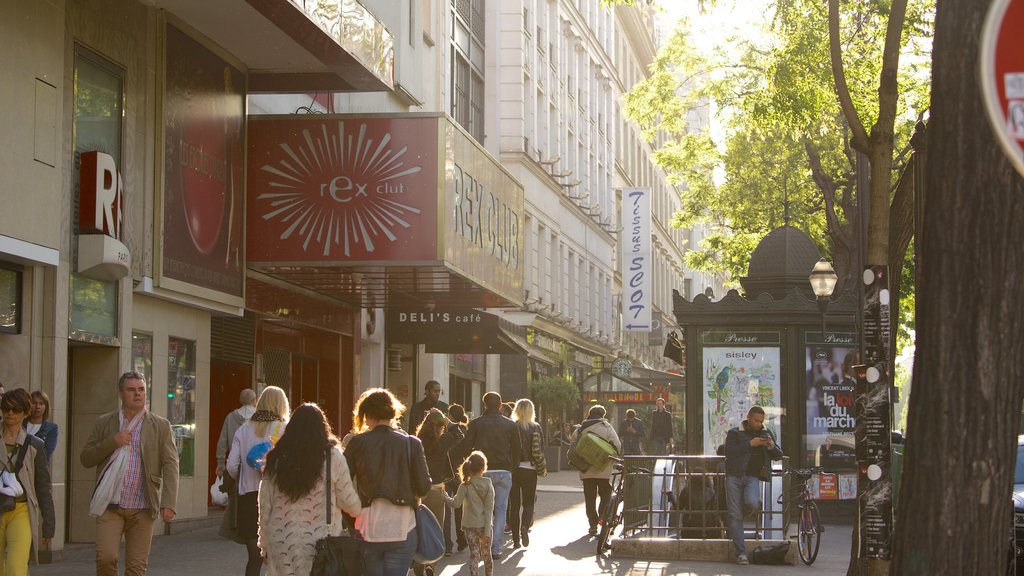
[33,471,853,576]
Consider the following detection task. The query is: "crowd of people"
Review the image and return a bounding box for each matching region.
[0,370,779,573]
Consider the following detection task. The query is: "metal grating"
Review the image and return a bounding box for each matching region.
[262,347,291,393]
[211,316,255,364]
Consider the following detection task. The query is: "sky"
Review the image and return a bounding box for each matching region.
[654,0,774,55]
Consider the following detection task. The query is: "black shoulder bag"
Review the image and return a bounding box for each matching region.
[310,446,364,576]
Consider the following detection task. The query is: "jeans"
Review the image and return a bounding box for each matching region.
[359,526,417,576]
[725,474,761,556]
[95,507,156,576]
[582,478,612,530]
[484,469,512,555]
[509,467,538,541]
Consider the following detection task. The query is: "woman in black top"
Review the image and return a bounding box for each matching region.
[345,388,431,576]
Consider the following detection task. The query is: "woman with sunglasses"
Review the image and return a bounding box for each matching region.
[0,389,54,575]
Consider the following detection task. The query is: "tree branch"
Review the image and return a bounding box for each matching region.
[805,139,852,249]
[828,0,870,152]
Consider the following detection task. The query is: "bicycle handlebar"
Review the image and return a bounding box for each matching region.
[784,467,824,478]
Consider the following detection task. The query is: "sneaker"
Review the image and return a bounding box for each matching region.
[512,539,521,549]
[588,526,598,537]
[737,553,750,565]
[492,553,503,561]
[444,548,453,557]
[522,532,530,547]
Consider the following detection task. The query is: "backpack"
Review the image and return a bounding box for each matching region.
[245,421,283,471]
[751,542,791,565]
[567,428,617,472]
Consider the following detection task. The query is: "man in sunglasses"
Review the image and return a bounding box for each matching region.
[81,371,179,576]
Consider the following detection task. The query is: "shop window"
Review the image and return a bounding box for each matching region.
[70,47,123,342]
[132,332,153,407]
[0,265,22,334]
[167,337,196,477]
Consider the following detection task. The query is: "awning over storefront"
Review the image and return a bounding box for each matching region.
[152,0,393,92]
[385,309,527,355]
[246,114,525,310]
[580,366,683,404]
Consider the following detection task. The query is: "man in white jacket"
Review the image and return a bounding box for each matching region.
[572,405,622,536]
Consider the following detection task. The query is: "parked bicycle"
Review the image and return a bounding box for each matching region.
[596,456,652,556]
[778,466,825,565]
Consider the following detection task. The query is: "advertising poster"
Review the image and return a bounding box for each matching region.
[702,346,781,455]
[805,342,858,475]
[162,25,245,298]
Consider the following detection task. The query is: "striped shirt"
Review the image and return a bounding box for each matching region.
[118,412,148,510]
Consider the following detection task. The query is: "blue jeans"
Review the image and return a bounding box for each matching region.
[485,469,512,555]
[725,474,761,556]
[359,526,417,576]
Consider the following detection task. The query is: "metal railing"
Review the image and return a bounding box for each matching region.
[613,455,793,541]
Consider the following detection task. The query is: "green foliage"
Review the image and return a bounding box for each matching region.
[623,0,934,284]
[529,375,581,418]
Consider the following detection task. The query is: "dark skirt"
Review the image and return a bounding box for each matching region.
[237,491,259,539]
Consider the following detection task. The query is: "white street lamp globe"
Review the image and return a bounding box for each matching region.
[809,259,839,298]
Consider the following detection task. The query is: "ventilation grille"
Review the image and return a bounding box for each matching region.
[211,316,255,364]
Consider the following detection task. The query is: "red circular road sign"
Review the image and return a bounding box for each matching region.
[982,0,1024,177]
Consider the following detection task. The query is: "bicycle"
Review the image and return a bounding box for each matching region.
[596,456,651,556]
[778,466,825,565]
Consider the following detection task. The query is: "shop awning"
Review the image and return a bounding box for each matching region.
[385,309,527,355]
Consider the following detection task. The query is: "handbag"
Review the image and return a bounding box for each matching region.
[210,476,228,507]
[88,446,128,517]
[407,438,445,564]
[0,441,30,513]
[310,446,364,576]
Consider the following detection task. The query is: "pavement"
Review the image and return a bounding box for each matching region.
[32,470,854,575]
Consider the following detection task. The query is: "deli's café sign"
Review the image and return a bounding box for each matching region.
[247,114,524,305]
[77,151,130,281]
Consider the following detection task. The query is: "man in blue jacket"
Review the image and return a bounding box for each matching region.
[723,406,783,565]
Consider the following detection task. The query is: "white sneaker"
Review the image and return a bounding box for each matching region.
[737,553,750,565]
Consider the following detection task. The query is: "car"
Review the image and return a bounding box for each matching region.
[1011,436,1024,574]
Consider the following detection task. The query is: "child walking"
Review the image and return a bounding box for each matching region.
[443,451,495,576]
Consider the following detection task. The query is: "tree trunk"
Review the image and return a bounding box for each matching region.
[892,0,1024,574]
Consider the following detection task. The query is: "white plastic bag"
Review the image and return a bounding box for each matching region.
[89,448,127,518]
[210,476,228,506]
[0,471,23,498]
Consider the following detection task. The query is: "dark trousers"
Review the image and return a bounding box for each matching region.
[443,479,466,549]
[582,478,612,529]
[509,467,538,540]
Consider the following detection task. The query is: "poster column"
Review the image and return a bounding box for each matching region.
[855,265,893,559]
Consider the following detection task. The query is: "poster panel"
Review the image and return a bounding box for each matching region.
[161,25,245,298]
[702,346,781,455]
[805,344,858,474]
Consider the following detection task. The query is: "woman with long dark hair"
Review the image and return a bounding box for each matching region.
[509,398,546,548]
[412,408,463,576]
[226,386,289,576]
[259,403,362,575]
[345,388,431,576]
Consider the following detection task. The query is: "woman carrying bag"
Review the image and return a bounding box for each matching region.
[226,386,289,576]
[259,403,362,575]
[0,389,54,575]
[412,408,463,576]
[345,388,431,576]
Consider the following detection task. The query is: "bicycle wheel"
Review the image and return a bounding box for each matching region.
[797,500,822,565]
[596,494,623,556]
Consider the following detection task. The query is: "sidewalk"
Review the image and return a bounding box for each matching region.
[33,470,854,575]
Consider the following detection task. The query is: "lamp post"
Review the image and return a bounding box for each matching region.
[809,259,839,335]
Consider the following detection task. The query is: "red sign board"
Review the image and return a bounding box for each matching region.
[817,473,839,500]
[79,151,123,239]
[247,116,440,263]
[982,0,1024,177]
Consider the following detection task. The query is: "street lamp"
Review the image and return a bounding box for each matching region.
[809,258,839,334]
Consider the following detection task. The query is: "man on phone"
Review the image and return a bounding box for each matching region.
[723,406,783,565]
